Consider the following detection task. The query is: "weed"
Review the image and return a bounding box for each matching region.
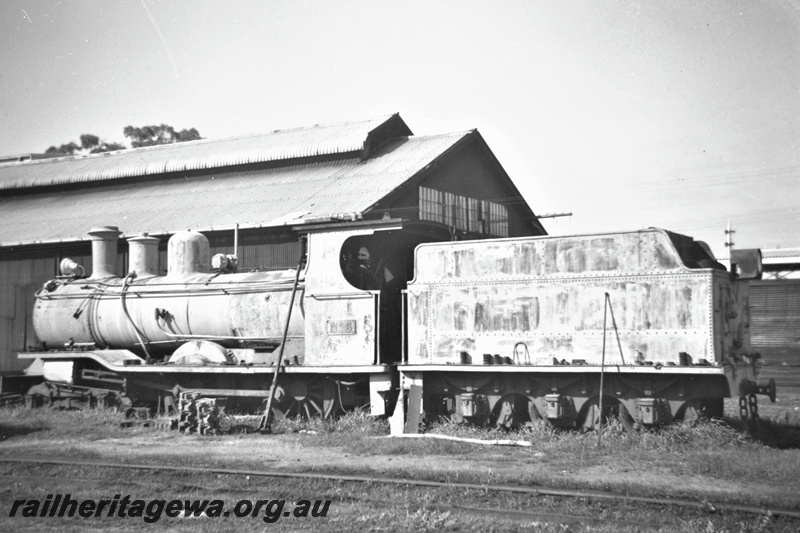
[0,404,141,441]
[271,407,388,437]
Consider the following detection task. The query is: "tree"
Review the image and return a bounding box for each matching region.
[44,142,80,156]
[123,124,201,148]
[43,124,201,157]
[45,135,125,157]
[79,134,126,154]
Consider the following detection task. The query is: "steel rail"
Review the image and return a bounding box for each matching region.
[1,456,798,520]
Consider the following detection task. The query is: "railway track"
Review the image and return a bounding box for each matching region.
[0,469,648,530]
[2,456,799,531]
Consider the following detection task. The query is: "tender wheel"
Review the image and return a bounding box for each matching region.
[489,394,531,429]
[701,398,724,419]
[618,402,639,432]
[272,378,338,419]
[680,398,723,423]
[528,399,543,423]
[577,398,615,431]
[578,399,601,431]
[679,399,703,425]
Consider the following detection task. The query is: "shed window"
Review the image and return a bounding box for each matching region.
[419,186,508,237]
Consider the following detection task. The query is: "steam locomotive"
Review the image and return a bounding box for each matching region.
[20,223,774,431]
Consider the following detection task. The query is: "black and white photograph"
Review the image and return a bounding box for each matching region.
[1,1,799,531]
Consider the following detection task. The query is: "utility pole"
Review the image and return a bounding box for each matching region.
[724,221,735,250]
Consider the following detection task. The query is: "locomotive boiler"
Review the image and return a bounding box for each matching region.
[33,228,306,363]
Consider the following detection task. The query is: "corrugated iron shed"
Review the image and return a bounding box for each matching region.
[0,129,471,246]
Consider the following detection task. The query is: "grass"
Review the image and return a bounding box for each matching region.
[1,393,799,509]
[248,397,800,510]
[272,406,389,438]
[2,400,800,532]
[0,405,147,442]
[0,459,792,532]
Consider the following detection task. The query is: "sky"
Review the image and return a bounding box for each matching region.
[1,0,798,257]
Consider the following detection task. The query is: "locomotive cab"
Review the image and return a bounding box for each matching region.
[302,218,450,367]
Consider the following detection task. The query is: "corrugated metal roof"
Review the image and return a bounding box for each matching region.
[761,248,800,262]
[720,248,800,273]
[0,131,471,246]
[721,249,800,262]
[0,115,403,191]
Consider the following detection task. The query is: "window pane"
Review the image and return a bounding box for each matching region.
[419,187,509,237]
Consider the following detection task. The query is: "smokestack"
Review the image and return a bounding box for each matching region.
[88,226,120,279]
[128,233,160,277]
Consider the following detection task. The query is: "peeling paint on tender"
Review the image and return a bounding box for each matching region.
[408,230,744,367]
[414,230,687,284]
[407,290,429,360]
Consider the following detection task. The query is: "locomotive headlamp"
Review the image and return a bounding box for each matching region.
[211,253,239,273]
[59,258,85,278]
